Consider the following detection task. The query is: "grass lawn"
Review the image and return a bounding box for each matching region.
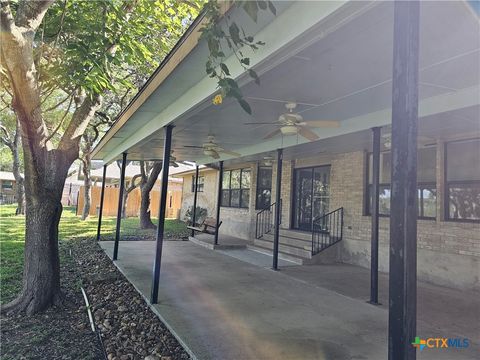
[0,204,189,304]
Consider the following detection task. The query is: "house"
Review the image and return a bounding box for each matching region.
[91,1,479,353]
[0,171,20,204]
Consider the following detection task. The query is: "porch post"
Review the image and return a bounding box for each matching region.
[388,1,419,359]
[214,161,223,246]
[96,164,107,241]
[191,165,200,237]
[273,148,282,270]
[369,127,381,305]
[113,152,127,260]
[151,124,173,304]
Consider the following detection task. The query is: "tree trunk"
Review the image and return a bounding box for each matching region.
[122,189,129,219]
[139,185,155,229]
[81,155,91,220]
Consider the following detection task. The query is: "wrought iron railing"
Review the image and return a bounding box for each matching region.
[0,193,16,205]
[311,207,344,255]
[255,200,281,239]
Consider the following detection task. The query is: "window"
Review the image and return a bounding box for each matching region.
[221,168,250,208]
[256,166,272,209]
[1,180,13,190]
[446,138,480,221]
[191,175,204,192]
[366,146,437,219]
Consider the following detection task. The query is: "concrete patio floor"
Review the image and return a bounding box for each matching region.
[99,240,479,360]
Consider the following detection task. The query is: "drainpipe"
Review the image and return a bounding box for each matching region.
[388,1,419,359]
[113,153,127,261]
[151,124,173,304]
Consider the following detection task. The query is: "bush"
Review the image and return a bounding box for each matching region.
[184,206,207,226]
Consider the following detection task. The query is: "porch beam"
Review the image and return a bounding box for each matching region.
[96,164,107,242]
[214,161,223,246]
[369,127,381,305]
[151,124,173,304]
[113,153,127,261]
[388,1,419,359]
[191,165,200,237]
[273,148,282,271]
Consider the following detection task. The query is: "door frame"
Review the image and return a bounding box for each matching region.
[290,164,331,231]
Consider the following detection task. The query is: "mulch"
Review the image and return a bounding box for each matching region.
[1,239,191,360]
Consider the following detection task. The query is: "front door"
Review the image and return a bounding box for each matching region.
[292,165,330,231]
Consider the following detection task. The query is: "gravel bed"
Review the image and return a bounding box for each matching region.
[72,238,190,360]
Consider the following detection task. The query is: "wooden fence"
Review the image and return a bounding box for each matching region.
[76,183,182,219]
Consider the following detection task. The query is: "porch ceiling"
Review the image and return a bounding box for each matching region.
[94,1,480,165]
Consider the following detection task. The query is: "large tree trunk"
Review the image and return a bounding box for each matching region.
[139,162,162,229]
[81,155,91,220]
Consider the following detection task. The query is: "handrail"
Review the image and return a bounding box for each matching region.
[311,207,344,255]
[255,200,281,239]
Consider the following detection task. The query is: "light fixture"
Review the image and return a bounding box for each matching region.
[263,156,274,166]
[280,125,299,136]
[204,149,217,157]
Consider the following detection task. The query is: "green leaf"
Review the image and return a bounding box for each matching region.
[240,58,250,66]
[228,23,241,45]
[249,69,260,85]
[220,63,230,76]
[238,99,252,114]
[268,1,277,15]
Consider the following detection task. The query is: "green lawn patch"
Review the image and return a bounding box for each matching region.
[0,205,188,304]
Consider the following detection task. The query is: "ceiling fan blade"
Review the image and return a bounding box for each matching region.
[263,128,281,140]
[171,162,179,168]
[298,127,320,141]
[218,149,241,157]
[244,122,279,125]
[299,120,340,128]
[183,145,204,149]
[210,150,220,159]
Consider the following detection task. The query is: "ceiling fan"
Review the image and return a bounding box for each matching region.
[244,102,340,141]
[183,135,241,159]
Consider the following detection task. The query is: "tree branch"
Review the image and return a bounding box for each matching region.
[15,0,55,31]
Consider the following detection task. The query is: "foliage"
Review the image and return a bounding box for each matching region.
[184,205,208,225]
[0,204,189,304]
[201,0,275,114]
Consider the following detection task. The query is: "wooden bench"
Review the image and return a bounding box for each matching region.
[187,217,222,235]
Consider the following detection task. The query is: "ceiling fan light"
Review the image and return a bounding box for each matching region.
[280,125,298,136]
[204,149,217,157]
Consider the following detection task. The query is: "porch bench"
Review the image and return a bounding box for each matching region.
[187,217,222,235]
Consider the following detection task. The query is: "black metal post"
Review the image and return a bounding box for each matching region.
[369,127,381,305]
[151,125,173,304]
[191,165,199,237]
[273,149,282,270]
[113,153,127,260]
[388,1,419,359]
[214,161,223,245]
[96,164,107,242]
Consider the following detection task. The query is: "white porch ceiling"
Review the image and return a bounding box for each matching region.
[95,1,480,165]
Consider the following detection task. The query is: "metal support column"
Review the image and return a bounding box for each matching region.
[369,127,381,305]
[214,161,223,246]
[388,1,419,359]
[113,153,127,260]
[151,125,173,304]
[96,164,107,242]
[273,148,282,270]
[191,165,200,237]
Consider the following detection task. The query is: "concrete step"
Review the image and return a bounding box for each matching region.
[261,233,311,248]
[279,228,313,241]
[254,238,312,259]
[247,245,304,265]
